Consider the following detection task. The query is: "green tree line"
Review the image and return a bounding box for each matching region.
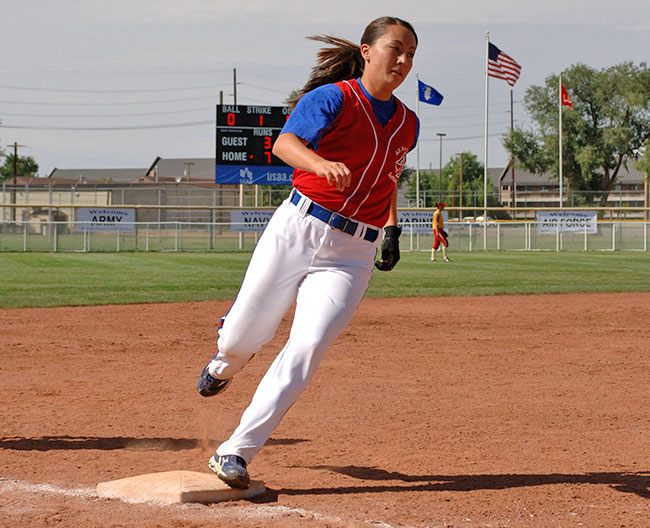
[503,61,650,205]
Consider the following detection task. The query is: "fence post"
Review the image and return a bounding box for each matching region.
[612,222,616,251]
[524,221,528,251]
[469,224,473,252]
[483,222,487,251]
[584,223,588,251]
[54,223,58,252]
[48,184,53,245]
[556,223,560,252]
[497,223,500,251]
[23,222,27,252]
[146,223,150,252]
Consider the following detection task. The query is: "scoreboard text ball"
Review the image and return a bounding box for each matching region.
[215,105,291,166]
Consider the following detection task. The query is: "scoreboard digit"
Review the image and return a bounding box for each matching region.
[215,105,290,167]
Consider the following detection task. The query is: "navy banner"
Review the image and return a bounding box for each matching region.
[215,165,293,186]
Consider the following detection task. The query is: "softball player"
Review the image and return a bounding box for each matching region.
[197,16,419,488]
[431,202,450,262]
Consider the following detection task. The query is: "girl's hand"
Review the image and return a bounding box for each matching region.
[273,133,351,191]
[313,159,351,191]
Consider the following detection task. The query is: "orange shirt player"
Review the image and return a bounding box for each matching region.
[431,202,450,262]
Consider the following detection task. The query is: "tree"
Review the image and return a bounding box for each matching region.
[405,151,495,211]
[504,62,650,206]
[0,153,39,182]
[637,140,650,221]
[637,140,650,179]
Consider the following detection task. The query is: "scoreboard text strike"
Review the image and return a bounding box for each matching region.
[215,104,294,186]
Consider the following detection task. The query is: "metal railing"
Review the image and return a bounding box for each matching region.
[1,219,648,253]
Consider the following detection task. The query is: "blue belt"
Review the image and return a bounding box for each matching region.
[290,190,379,243]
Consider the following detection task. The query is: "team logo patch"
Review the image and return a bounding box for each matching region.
[388,146,409,183]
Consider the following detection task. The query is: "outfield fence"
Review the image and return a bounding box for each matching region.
[1,219,648,253]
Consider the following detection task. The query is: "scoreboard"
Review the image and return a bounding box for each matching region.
[215,104,294,185]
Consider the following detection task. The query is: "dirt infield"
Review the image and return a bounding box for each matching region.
[2,292,649,527]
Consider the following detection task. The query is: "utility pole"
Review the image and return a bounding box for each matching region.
[183,161,195,182]
[234,68,245,250]
[451,160,455,212]
[436,133,446,202]
[510,90,516,212]
[7,142,26,223]
[459,152,464,220]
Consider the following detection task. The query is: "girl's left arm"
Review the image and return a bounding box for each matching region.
[384,184,399,227]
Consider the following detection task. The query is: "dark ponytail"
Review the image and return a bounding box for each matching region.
[288,16,417,109]
[287,35,363,109]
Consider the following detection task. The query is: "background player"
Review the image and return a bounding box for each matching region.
[431,202,450,262]
[196,16,419,488]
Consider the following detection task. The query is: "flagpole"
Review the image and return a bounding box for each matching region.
[483,31,489,250]
[416,73,420,208]
[559,71,563,208]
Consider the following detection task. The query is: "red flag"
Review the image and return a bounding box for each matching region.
[561,84,573,108]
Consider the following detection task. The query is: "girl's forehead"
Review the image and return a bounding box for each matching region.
[377,25,417,47]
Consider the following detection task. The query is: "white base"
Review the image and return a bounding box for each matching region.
[97,470,265,504]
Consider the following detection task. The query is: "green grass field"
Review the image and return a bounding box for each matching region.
[1,251,649,309]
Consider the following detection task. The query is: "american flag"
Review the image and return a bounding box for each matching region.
[488,42,521,87]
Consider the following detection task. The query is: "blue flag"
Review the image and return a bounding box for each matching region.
[418,80,443,106]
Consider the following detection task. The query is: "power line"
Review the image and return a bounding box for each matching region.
[419,133,503,142]
[0,95,218,106]
[419,110,511,121]
[422,120,517,130]
[238,82,291,95]
[0,83,231,94]
[0,107,213,118]
[0,120,214,131]
[0,65,233,75]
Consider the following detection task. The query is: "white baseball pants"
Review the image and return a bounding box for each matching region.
[208,193,379,464]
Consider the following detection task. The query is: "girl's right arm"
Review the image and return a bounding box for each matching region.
[273,133,351,191]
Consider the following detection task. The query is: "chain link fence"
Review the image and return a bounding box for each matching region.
[1,219,648,253]
[1,181,648,252]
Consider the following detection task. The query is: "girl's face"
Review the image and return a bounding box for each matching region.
[361,24,417,97]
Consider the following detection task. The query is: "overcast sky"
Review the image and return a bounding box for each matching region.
[1,0,649,179]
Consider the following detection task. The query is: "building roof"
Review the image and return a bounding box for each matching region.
[148,158,215,182]
[47,167,147,183]
[499,164,646,186]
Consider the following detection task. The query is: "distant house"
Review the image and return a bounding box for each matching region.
[47,158,219,185]
[48,167,147,185]
[498,163,647,215]
[142,157,217,184]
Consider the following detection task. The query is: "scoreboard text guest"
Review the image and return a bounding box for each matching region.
[216,105,291,166]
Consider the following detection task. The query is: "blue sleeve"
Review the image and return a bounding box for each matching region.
[411,117,420,152]
[280,84,344,149]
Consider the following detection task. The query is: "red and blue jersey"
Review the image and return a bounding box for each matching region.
[281,78,418,228]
